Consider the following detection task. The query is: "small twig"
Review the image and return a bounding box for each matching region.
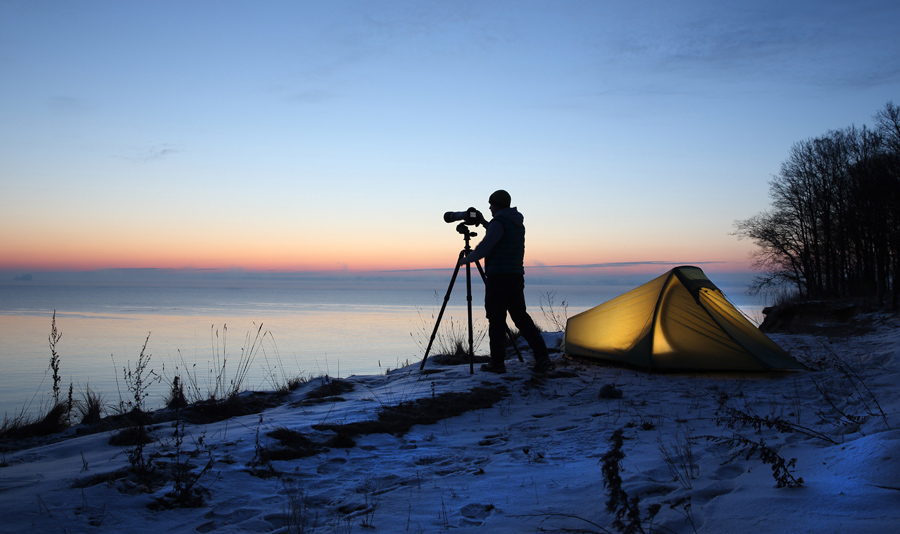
[715,401,837,444]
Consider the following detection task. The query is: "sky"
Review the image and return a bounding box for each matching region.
[2,0,899,278]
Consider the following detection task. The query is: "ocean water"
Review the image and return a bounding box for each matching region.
[0,273,764,418]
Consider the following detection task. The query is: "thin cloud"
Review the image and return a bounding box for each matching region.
[118,144,183,162]
[288,89,342,105]
[376,261,725,274]
[551,261,723,269]
[146,145,182,160]
[597,1,900,92]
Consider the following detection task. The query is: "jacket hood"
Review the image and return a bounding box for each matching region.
[493,207,523,227]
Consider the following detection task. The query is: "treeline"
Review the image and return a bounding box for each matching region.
[735,101,900,308]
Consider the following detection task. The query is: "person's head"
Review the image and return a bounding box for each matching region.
[488,190,511,214]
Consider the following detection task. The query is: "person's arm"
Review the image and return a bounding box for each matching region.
[460,219,504,264]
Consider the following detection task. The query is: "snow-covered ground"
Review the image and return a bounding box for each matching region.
[2,316,899,534]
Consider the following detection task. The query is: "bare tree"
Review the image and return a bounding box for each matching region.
[735,102,900,308]
[872,102,900,307]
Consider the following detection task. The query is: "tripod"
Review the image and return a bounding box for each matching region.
[419,223,524,374]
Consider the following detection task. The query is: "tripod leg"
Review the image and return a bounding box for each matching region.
[465,260,475,374]
[474,261,525,363]
[419,252,465,371]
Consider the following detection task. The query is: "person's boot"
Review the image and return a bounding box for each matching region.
[481,363,507,374]
[531,357,554,374]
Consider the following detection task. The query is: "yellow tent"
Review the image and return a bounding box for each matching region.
[563,266,803,371]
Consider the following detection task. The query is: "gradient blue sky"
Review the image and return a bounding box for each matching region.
[2,1,899,277]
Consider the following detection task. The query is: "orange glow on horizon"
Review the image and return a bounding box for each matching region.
[1,226,756,274]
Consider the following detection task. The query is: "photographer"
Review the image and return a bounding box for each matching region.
[459,190,554,374]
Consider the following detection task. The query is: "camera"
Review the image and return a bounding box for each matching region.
[443,207,481,226]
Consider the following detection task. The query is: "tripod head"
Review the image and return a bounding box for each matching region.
[455,223,478,252]
[455,223,477,238]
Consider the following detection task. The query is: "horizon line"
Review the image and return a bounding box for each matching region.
[2,260,731,277]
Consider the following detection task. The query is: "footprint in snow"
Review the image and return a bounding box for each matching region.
[316,456,348,474]
[458,503,495,526]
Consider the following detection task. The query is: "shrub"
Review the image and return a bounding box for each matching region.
[540,290,569,333]
[601,428,658,533]
[48,310,63,405]
[117,333,159,415]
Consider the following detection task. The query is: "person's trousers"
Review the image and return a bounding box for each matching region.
[484,273,549,367]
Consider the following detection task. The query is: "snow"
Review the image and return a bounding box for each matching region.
[2,319,900,533]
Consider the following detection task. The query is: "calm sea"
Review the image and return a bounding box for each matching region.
[0,272,764,418]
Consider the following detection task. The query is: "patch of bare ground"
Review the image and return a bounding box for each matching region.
[293,377,355,406]
[260,386,510,461]
[1,392,285,454]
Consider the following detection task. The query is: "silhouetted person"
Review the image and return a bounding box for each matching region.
[460,190,553,374]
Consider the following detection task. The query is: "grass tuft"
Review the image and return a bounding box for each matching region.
[77,384,105,426]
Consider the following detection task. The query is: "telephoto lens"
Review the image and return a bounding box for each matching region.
[443,208,479,224]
